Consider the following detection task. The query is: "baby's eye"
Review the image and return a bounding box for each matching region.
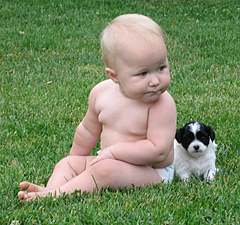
[157,67,164,72]
[139,71,147,76]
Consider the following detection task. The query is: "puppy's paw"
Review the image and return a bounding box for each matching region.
[204,169,216,181]
[179,173,191,182]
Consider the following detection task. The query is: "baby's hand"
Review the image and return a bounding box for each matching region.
[90,146,115,166]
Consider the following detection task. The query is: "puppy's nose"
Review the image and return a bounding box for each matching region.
[194,145,199,150]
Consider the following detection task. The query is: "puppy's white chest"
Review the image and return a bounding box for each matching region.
[188,156,209,174]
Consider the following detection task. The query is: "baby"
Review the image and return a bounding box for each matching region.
[18,14,177,201]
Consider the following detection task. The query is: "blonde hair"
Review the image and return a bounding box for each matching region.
[100,14,164,67]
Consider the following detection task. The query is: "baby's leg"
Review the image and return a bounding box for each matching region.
[46,155,96,189]
[18,155,95,198]
[19,159,162,201]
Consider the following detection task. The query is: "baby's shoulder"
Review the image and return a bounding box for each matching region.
[149,91,176,119]
[90,79,113,96]
[91,79,113,93]
[153,91,175,108]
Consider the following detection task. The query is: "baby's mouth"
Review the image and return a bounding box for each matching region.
[148,89,160,94]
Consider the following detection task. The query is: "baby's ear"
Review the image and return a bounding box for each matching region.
[105,68,119,84]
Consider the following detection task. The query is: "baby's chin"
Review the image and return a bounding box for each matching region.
[141,91,165,103]
[140,96,160,103]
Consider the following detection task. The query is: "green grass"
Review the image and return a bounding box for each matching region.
[0,0,239,224]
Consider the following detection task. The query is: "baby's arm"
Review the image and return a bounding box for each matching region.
[91,92,176,166]
[70,86,102,156]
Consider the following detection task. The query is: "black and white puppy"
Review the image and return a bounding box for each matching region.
[174,121,218,181]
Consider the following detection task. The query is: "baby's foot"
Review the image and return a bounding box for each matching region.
[18,190,51,201]
[18,182,49,202]
[19,181,47,193]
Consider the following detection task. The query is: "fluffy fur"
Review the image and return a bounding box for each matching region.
[174,121,218,181]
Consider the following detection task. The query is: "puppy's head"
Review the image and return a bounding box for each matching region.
[175,121,215,157]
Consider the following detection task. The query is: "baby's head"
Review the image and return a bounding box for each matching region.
[100,14,165,68]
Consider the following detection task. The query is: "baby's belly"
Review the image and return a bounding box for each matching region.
[100,127,174,168]
[100,127,146,150]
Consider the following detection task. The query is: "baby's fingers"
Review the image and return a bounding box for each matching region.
[89,156,103,166]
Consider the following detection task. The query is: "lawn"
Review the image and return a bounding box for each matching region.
[0,0,239,224]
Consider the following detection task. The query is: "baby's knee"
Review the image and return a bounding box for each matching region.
[92,159,119,180]
[54,156,72,169]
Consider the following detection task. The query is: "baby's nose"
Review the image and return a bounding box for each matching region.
[149,75,160,87]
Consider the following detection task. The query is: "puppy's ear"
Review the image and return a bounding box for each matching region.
[175,127,185,143]
[206,125,215,141]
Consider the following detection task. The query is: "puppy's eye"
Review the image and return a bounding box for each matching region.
[201,136,207,141]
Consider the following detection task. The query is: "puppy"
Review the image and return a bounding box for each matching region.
[174,121,218,181]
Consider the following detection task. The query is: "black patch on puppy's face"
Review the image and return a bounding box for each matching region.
[176,125,194,151]
[196,130,210,146]
[175,121,215,151]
